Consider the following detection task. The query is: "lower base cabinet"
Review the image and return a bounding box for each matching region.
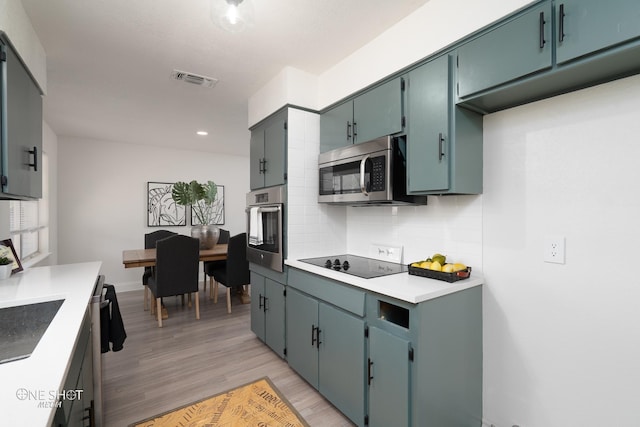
[52,308,94,427]
[368,326,411,427]
[250,269,286,358]
[287,287,366,426]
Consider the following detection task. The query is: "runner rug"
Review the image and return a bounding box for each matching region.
[129,377,309,427]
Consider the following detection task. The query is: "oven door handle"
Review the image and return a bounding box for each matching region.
[359,154,371,196]
[245,206,281,213]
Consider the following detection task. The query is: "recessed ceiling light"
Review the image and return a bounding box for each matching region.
[197,131,208,136]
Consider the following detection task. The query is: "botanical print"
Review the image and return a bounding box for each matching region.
[147,182,186,227]
[191,185,225,225]
[0,239,23,273]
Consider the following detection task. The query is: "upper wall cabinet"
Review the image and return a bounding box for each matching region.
[457,3,552,99]
[456,0,640,113]
[406,54,483,195]
[320,77,404,153]
[555,0,640,64]
[0,33,43,200]
[250,109,287,190]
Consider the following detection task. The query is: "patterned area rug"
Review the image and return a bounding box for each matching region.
[129,377,309,427]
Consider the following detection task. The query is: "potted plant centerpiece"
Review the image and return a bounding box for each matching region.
[0,256,13,280]
[171,180,221,249]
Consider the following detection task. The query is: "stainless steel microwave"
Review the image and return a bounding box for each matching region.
[318,136,427,205]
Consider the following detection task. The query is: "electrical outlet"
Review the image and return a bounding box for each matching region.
[544,236,565,264]
[369,244,403,263]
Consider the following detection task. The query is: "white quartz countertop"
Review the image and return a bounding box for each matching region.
[0,262,102,427]
[285,259,483,304]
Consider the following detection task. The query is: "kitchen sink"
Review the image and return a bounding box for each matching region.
[0,299,64,364]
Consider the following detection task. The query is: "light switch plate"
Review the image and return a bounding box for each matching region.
[370,244,403,263]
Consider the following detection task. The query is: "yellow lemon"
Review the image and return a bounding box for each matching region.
[432,254,446,265]
[442,263,454,273]
[410,262,421,267]
[452,263,467,272]
[429,261,442,271]
[419,261,432,269]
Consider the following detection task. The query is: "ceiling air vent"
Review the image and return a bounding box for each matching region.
[170,69,218,88]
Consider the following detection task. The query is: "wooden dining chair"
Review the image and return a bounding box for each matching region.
[147,235,200,327]
[142,230,176,311]
[206,232,249,314]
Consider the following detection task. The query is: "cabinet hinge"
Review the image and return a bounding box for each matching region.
[364,415,369,425]
[456,55,459,68]
[0,51,6,62]
[283,172,287,181]
[284,348,287,356]
[1,175,7,186]
[283,288,286,297]
[400,77,405,91]
[364,326,369,338]
[401,116,406,128]
[284,121,288,130]
[409,347,414,362]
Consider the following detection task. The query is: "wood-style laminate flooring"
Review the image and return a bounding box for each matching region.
[102,286,354,426]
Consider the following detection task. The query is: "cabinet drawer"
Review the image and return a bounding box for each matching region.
[288,268,366,317]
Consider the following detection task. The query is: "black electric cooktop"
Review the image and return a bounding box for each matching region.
[300,254,408,279]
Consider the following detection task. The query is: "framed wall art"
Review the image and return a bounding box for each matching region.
[191,185,225,226]
[0,239,23,274]
[147,182,186,227]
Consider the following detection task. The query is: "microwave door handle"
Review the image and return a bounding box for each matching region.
[360,154,370,196]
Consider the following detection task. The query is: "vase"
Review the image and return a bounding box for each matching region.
[191,225,220,250]
[0,264,12,280]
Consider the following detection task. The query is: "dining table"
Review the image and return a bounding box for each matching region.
[122,244,228,268]
[122,244,229,319]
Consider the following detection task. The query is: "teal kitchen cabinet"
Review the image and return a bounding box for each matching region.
[287,269,366,426]
[457,2,553,99]
[250,109,287,190]
[0,32,43,200]
[250,267,286,358]
[367,326,411,427]
[406,54,483,195]
[320,77,404,152]
[555,0,640,64]
[456,0,640,113]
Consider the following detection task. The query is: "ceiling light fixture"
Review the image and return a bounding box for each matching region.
[210,0,254,33]
[197,131,209,136]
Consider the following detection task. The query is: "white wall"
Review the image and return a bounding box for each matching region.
[57,137,249,291]
[481,74,640,427]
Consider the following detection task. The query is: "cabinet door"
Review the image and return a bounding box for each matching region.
[457,3,552,98]
[264,278,285,358]
[407,55,450,193]
[249,128,265,190]
[556,0,640,64]
[318,303,365,425]
[368,327,410,427]
[286,288,319,388]
[320,101,353,152]
[250,271,266,341]
[353,77,404,144]
[1,40,43,199]
[263,115,286,188]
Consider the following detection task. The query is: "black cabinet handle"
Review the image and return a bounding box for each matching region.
[263,296,269,312]
[559,4,565,43]
[311,325,317,346]
[262,158,267,173]
[258,294,264,309]
[539,11,546,49]
[438,133,445,161]
[28,146,38,171]
[367,358,374,385]
[346,122,352,140]
[353,122,358,139]
[316,327,322,348]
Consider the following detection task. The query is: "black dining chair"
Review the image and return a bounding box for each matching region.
[202,228,230,293]
[147,235,200,327]
[142,230,176,311]
[205,232,249,314]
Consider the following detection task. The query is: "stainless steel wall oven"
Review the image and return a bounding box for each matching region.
[246,185,285,272]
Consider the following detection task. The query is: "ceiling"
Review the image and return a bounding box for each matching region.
[20,0,430,157]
